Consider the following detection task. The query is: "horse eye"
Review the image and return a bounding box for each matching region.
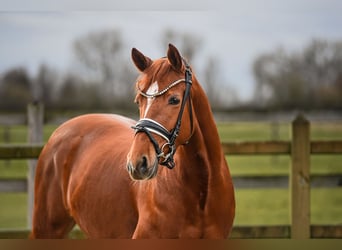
[168,96,180,105]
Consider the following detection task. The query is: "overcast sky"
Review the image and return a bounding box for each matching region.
[1,0,341,101]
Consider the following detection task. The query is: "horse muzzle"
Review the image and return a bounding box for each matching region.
[126,156,159,180]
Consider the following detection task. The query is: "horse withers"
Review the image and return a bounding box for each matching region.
[30,44,235,239]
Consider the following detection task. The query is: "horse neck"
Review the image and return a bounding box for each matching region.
[160,79,225,209]
[188,80,224,164]
[172,79,225,183]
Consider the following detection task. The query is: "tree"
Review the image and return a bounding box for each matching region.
[160,29,202,61]
[252,39,342,110]
[58,74,81,110]
[203,56,238,109]
[73,29,135,108]
[33,64,58,108]
[0,67,32,111]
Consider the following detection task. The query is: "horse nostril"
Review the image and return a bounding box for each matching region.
[138,156,148,175]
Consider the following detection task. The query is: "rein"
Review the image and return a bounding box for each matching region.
[132,61,193,169]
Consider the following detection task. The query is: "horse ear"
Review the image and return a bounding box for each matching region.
[131,48,153,72]
[167,43,183,71]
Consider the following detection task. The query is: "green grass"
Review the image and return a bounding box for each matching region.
[0,193,27,228]
[217,122,291,142]
[0,160,27,179]
[2,188,340,229]
[226,155,342,176]
[235,188,342,226]
[235,189,290,225]
[217,121,342,141]
[0,121,341,229]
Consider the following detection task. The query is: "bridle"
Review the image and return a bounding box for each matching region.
[132,60,193,169]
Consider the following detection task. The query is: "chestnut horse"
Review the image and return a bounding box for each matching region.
[30,44,235,239]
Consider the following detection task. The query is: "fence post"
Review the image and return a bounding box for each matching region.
[27,102,44,229]
[3,126,11,167]
[290,114,310,238]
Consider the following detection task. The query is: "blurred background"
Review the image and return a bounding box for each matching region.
[0,0,341,236]
[1,0,341,115]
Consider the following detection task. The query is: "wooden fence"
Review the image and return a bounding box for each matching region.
[0,103,341,238]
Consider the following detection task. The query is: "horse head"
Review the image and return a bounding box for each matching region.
[127,44,194,180]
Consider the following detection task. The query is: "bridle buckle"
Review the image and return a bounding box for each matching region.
[158,143,175,164]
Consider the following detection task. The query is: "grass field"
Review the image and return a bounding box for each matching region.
[0,121,341,229]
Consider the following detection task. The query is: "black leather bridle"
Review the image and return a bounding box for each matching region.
[132,61,193,169]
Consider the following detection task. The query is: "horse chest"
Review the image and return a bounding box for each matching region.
[133,185,207,238]
[134,206,205,238]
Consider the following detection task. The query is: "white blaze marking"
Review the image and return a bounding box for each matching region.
[144,81,159,117]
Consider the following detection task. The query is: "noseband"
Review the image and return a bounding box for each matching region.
[132,61,193,169]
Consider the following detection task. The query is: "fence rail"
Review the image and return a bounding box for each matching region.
[0,144,42,159]
[1,140,342,158]
[1,142,341,192]
[0,105,341,239]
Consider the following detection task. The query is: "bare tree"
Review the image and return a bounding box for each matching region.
[203,56,238,109]
[252,39,342,109]
[0,67,32,111]
[34,64,58,108]
[73,29,134,108]
[160,29,238,109]
[160,29,202,61]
